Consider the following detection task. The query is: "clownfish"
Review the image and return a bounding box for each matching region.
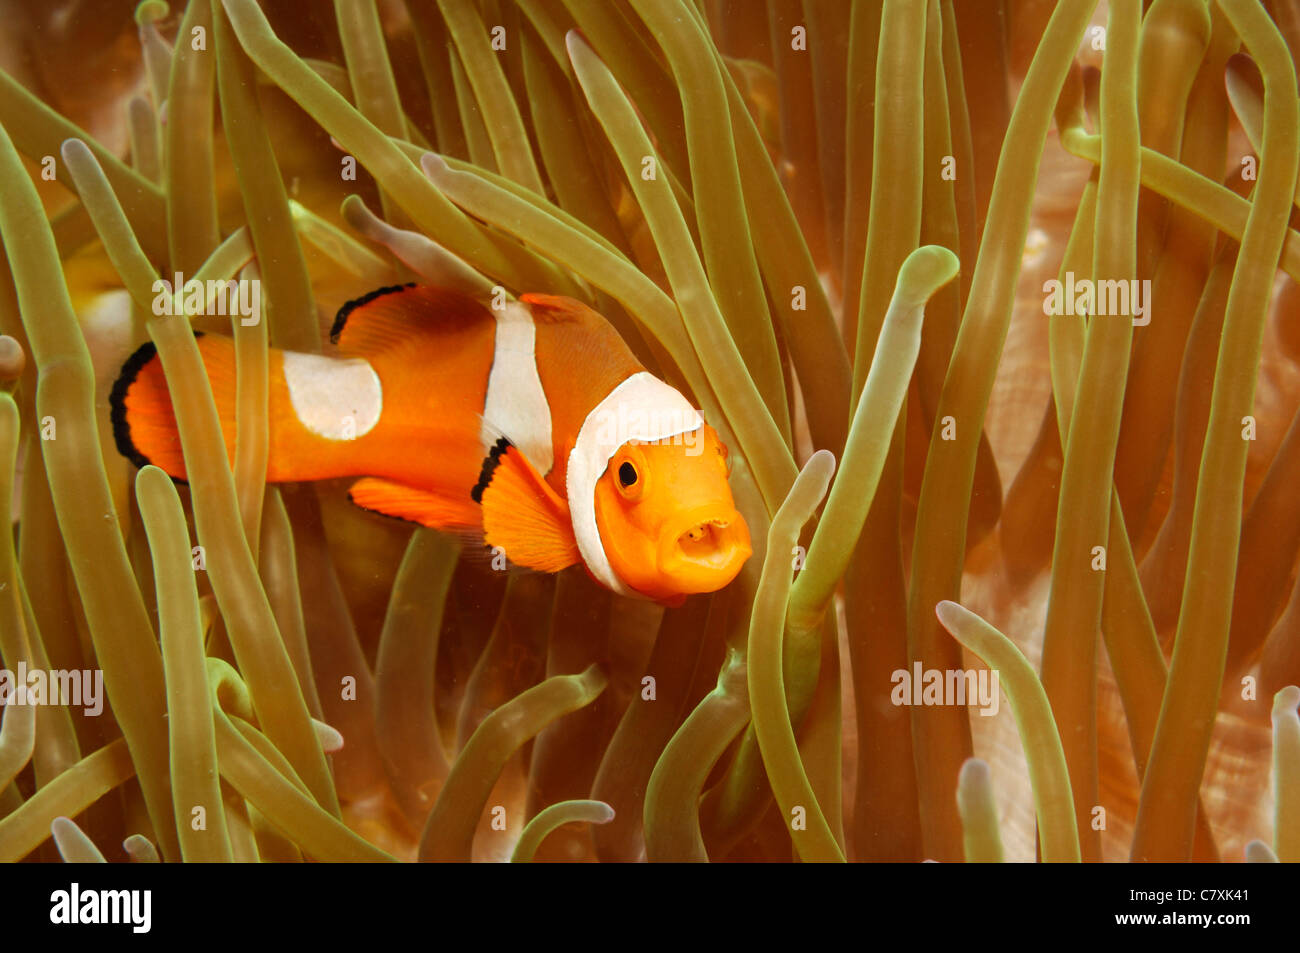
[109,284,752,604]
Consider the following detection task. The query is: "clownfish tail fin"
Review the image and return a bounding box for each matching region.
[109,332,238,480]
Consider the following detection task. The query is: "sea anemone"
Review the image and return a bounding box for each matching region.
[0,0,1297,865]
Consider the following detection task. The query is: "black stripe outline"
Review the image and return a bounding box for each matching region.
[470,437,512,504]
[108,331,206,471]
[329,282,417,344]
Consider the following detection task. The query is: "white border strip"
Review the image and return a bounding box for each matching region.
[282,352,382,440]
[566,372,702,596]
[481,300,553,474]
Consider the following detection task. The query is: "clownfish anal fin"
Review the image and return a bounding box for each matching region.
[348,477,480,530]
[474,437,580,573]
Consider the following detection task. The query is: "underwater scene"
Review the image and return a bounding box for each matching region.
[0,0,1297,868]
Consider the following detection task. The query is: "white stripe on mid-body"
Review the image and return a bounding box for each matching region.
[566,372,703,598]
[282,351,382,440]
[481,300,554,474]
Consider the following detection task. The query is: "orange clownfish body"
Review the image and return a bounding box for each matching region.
[110,284,752,604]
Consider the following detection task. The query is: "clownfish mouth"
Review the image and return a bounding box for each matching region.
[656,506,752,594]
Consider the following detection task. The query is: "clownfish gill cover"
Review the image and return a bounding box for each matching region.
[0,0,1297,902]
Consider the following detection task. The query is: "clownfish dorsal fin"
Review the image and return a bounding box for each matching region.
[348,477,481,530]
[518,292,592,324]
[474,437,581,573]
[330,283,493,356]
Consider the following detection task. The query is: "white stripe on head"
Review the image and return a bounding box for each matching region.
[566,371,703,598]
[282,352,382,440]
[481,300,554,474]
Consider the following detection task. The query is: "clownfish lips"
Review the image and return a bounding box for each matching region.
[655,505,752,594]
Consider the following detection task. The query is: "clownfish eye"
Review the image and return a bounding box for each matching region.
[612,448,647,500]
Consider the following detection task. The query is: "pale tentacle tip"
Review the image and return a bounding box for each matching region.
[122,834,160,863]
[0,334,25,381]
[419,151,449,179]
[935,599,963,629]
[1244,839,1279,863]
[312,718,345,753]
[958,757,992,786]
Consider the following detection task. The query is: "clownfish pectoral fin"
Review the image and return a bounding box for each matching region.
[473,437,581,573]
[348,477,481,530]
